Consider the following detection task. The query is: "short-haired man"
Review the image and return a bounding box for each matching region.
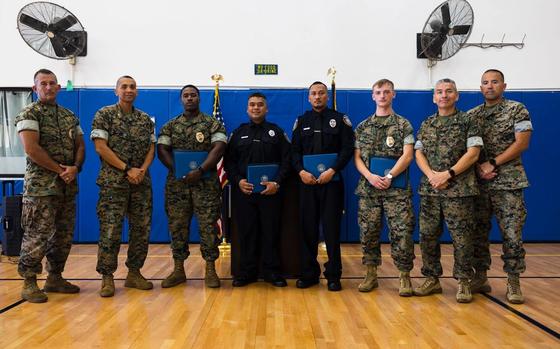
[15,69,85,303]
[414,78,482,303]
[354,79,415,296]
[157,85,226,288]
[291,81,354,291]
[225,92,291,287]
[468,69,532,304]
[91,75,156,297]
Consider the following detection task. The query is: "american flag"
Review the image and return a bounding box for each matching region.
[213,84,229,241]
[212,84,228,188]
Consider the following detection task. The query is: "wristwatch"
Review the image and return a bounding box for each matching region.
[123,164,131,174]
[386,173,393,180]
[489,158,497,169]
[448,168,456,178]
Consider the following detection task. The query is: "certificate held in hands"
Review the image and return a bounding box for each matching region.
[247,163,279,193]
[369,156,408,189]
[303,153,339,181]
[173,150,209,179]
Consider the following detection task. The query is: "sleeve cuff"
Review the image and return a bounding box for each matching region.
[404,134,415,145]
[515,120,533,132]
[211,132,227,143]
[90,129,109,140]
[16,120,39,132]
[467,136,483,148]
[414,140,424,150]
[157,135,171,146]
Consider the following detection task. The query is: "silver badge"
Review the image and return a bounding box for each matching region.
[189,161,198,170]
[329,119,336,128]
[317,163,326,173]
[386,136,395,148]
[196,132,205,143]
[268,130,275,137]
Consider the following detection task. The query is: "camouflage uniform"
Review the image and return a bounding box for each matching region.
[468,100,532,274]
[354,113,415,272]
[90,104,155,275]
[415,110,482,279]
[157,112,227,262]
[15,101,83,278]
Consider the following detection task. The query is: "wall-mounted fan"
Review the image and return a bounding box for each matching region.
[417,0,473,61]
[17,2,87,60]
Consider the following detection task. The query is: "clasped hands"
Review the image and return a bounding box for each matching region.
[299,168,336,185]
[58,164,78,184]
[239,179,278,195]
[477,161,497,180]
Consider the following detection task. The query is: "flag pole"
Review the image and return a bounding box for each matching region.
[211,73,230,254]
[327,67,337,111]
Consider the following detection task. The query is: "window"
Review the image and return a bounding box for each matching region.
[0,88,32,177]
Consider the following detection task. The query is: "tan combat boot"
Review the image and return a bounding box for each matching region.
[456,278,473,303]
[205,261,221,288]
[125,269,153,290]
[161,259,187,288]
[358,265,378,292]
[471,269,492,293]
[398,271,413,297]
[22,275,48,303]
[44,273,80,293]
[413,276,442,296]
[506,273,524,304]
[100,274,115,297]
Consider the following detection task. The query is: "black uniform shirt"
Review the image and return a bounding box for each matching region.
[291,108,354,174]
[225,120,291,187]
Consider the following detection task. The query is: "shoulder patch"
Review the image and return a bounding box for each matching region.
[343,115,352,127]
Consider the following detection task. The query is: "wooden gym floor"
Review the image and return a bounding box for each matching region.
[0,243,559,348]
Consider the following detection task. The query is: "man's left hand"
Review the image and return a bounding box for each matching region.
[260,181,279,195]
[183,168,202,184]
[59,164,78,184]
[317,168,336,185]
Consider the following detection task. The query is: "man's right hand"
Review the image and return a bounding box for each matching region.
[299,170,317,185]
[127,167,145,185]
[239,179,254,195]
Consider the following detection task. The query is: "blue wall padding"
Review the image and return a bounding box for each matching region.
[6,88,557,243]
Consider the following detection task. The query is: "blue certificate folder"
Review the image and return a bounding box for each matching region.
[369,157,408,189]
[173,150,209,179]
[247,164,279,193]
[303,153,340,181]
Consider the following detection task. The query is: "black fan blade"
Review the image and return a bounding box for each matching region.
[19,13,47,33]
[49,36,67,57]
[50,15,78,33]
[451,25,471,35]
[441,3,451,27]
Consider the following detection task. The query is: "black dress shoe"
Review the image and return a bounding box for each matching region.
[232,277,257,287]
[327,280,342,291]
[296,278,319,289]
[264,275,288,287]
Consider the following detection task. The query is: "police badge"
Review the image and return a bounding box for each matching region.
[386,136,395,147]
[268,129,275,137]
[329,119,336,128]
[196,132,205,143]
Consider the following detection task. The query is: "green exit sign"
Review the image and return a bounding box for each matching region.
[254,64,278,75]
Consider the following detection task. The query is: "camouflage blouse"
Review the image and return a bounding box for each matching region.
[467,99,532,190]
[91,104,155,188]
[415,110,482,197]
[15,101,83,197]
[354,113,414,197]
